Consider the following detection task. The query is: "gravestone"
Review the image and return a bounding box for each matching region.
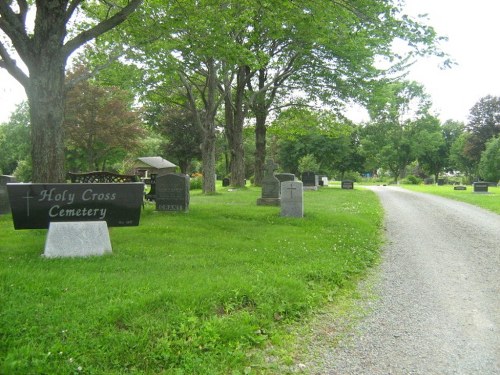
[424,178,434,185]
[222,178,230,187]
[156,173,190,212]
[302,171,318,190]
[473,182,489,193]
[0,175,16,214]
[44,221,112,258]
[321,176,329,187]
[280,181,303,218]
[257,159,281,206]
[437,178,445,186]
[275,173,295,183]
[342,180,354,189]
[454,186,467,191]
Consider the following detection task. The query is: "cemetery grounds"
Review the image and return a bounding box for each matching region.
[0,184,382,374]
[402,184,500,214]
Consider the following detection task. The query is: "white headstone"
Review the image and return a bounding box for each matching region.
[280,181,303,218]
[44,221,112,258]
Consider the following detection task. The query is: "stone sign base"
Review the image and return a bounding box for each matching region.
[44,221,112,258]
[257,197,281,206]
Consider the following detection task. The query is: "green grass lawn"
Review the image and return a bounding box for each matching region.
[401,184,500,214]
[0,185,383,374]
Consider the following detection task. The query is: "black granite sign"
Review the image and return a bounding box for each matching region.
[7,183,144,229]
[1,175,16,214]
[155,173,190,212]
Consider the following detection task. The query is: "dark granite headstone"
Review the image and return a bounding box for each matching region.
[437,178,445,186]
[301,171,318,190]
[424,178,434,185]
[454,186,467,191]
[156,173,190,212]
[473,182,489,193]
[341,180,354,189]
[0,175,16,214]
[275,173,295,183]
[7,183,144,229]
[257,159,280,206]
[222,178,230,187]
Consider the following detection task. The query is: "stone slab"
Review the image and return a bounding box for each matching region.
[280,181,303,217]
[44,221,112,258]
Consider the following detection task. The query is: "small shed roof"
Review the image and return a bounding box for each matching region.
[136,157,177,169]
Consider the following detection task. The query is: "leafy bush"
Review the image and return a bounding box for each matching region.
[190,173,203,190]
[479,137,500,182]
[401,175,422,185]
[298,154,320,173]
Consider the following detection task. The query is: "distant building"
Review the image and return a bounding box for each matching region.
[133,157,177,179]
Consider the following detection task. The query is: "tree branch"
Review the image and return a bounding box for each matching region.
[0,40,28,88]
[62,0,142,59]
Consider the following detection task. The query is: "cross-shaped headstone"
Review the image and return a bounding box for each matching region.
[264,159,278,177]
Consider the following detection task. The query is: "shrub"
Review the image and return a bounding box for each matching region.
[402,175,422,185]
[190,173,203,190]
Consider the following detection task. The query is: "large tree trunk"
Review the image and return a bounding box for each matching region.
[224,66,248,187]
[26,60,67,182]
[254,110,267,186]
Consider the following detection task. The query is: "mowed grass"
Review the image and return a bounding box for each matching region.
[0,186,383,374]
[402,184,500,214]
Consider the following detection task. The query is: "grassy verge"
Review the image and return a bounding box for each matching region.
[0,186,383,374]
[401,184,500,214]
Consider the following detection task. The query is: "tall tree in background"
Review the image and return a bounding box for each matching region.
[463,95,500,168]
[0,0,142,182]
[64,68,144,172]
[155,103,203,174]
[362,81,432,182]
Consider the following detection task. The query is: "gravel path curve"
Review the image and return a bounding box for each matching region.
[305,186,500,375]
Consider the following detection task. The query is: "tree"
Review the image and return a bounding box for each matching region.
[64,68,144,172]
[449,132,477,181]
[413,115,447,182]
[0,0,142,182]
[479,137,500,182]
[155,104,203,174]
[0,101,31,176]
[463,95,500,167]
[361,81,432,182]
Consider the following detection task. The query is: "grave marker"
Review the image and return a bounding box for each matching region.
[156,173,190,212]
[342,180,354,189]
[280,181,303,218]
[473,182,489,193]
[257,159,281,206]
[302,171,318,190]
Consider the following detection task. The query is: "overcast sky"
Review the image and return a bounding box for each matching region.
[1,0,500,124]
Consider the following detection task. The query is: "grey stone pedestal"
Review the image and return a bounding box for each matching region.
[44,221,112,258]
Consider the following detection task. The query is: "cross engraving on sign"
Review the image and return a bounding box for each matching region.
[286,184,297,199]
[23,190,34,216]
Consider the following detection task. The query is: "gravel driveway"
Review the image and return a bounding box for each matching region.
[304,186,500,375]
